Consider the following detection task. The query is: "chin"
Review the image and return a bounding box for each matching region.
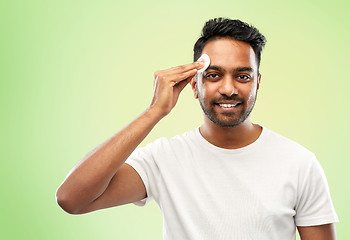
[213,120,244,128]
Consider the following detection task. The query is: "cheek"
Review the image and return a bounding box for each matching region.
[246,85,258,102]
[197,80,207,98]
[247,93,255,103]
[199,84,217,102]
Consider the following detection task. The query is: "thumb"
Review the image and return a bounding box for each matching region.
[174,76,192,93]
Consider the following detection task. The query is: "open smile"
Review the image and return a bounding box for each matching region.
[215,102,242,109]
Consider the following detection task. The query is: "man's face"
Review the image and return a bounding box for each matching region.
[191,38,261,128]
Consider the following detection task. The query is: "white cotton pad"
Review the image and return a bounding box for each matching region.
[197,53,210,73]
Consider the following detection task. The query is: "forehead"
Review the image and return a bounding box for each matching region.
[202,38,257,72]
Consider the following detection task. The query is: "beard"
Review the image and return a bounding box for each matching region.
[197,90,257,128]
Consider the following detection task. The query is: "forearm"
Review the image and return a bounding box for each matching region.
[56,107,163,213]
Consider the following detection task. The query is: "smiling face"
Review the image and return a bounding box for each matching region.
[191,38,261,128]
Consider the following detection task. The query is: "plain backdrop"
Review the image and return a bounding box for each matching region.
[1,0,349,239]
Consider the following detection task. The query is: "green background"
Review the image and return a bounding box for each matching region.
[1,0,349,239]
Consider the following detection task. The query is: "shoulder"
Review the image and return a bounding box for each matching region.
[262,127,317,165]
[138,128,198,153]
[263,127,313,153]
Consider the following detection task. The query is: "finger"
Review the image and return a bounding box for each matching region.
[167,60,204,74]
[174,76,192,92]
[170,68,198,85]
[154,59,204,80]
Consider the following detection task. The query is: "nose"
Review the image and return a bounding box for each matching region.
[218,76,238,97]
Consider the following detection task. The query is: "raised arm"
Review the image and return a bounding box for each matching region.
[56,60,204,214]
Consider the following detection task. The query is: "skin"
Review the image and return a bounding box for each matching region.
[56,37,337,239]
[297,224,337,240]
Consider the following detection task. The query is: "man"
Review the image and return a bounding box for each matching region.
[56,18,339,239]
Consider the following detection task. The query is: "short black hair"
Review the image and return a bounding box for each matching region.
[193,18,266,73]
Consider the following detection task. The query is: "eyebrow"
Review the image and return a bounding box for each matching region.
[206,65,254,73]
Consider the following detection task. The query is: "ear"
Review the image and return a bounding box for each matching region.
[257,73,261,90]
[190,75,198,99]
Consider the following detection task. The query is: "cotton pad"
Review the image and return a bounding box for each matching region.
[197,54,210,73]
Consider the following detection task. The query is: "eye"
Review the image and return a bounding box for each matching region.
[205,73,219,79]
[237,75,251,81]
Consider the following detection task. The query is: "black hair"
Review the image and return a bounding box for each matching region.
[193,18,266,73]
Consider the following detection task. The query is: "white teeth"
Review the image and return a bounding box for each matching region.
[219,103,238,108]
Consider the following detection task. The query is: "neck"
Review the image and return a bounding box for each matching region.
[199,116,262,149]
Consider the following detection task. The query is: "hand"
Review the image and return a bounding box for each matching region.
[149,59,204,117]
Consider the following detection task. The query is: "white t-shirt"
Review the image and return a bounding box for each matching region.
[125,126,339,240]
